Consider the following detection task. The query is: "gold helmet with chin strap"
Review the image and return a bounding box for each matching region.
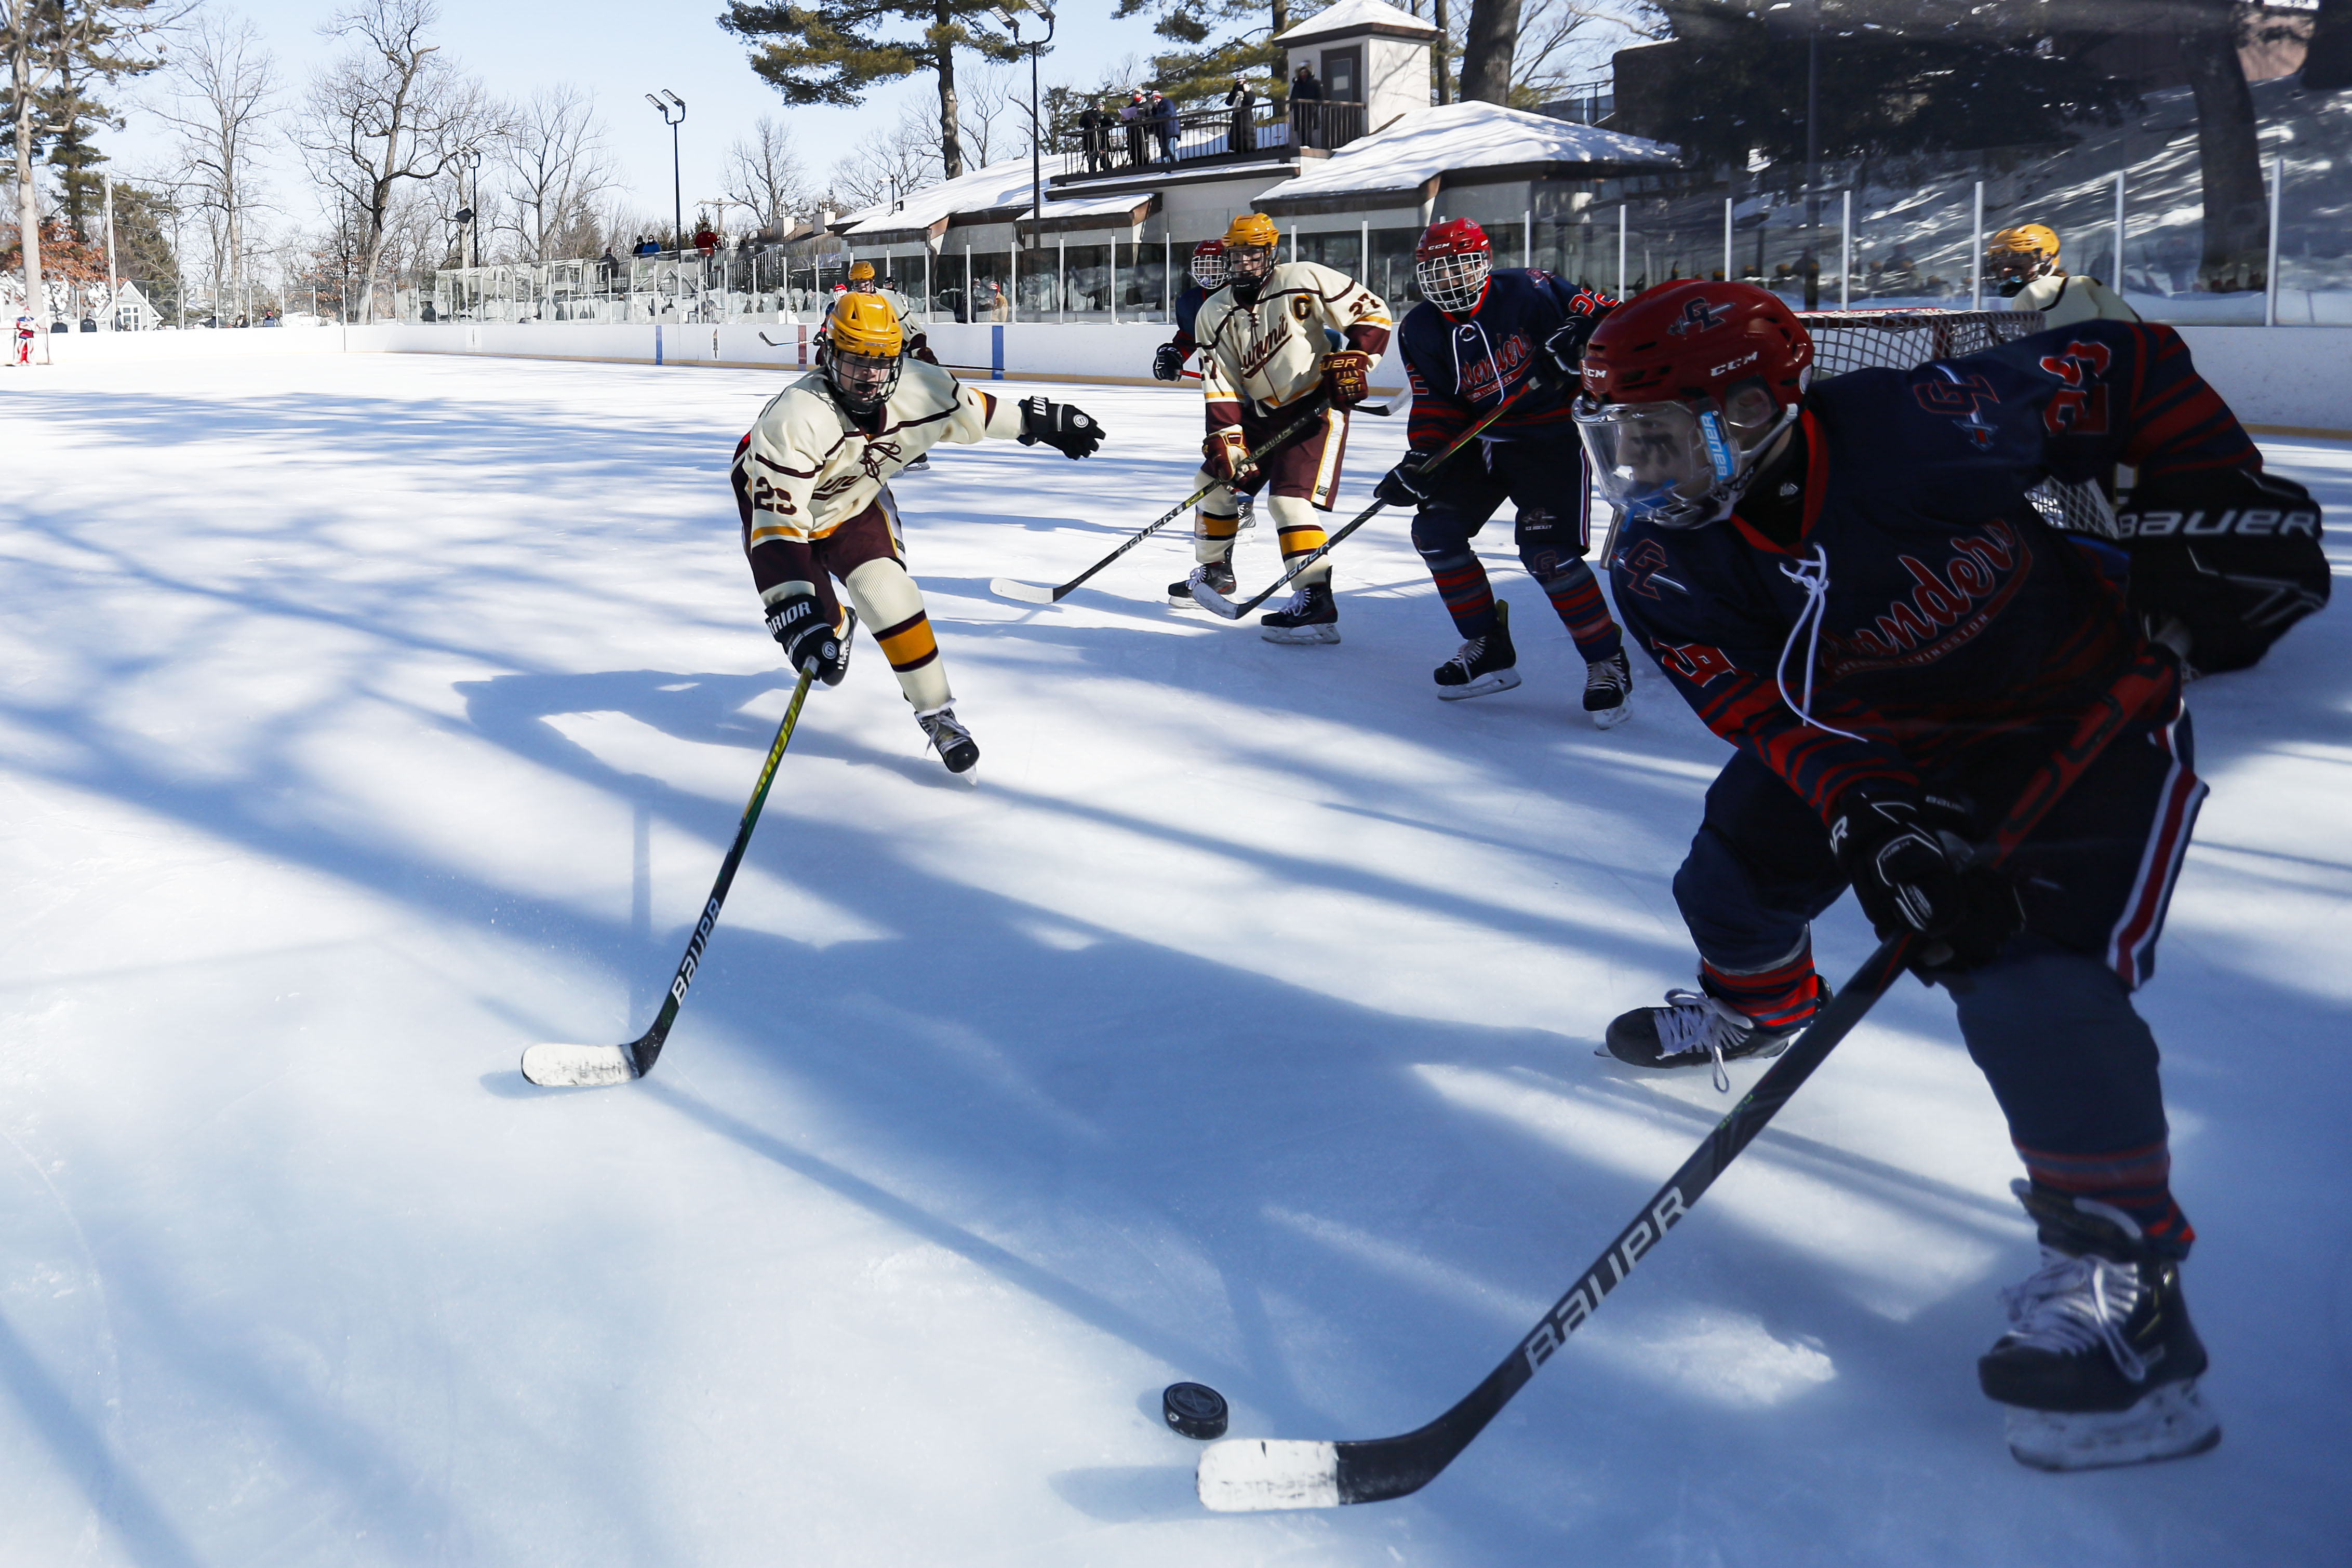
[822,291,906,412]
[1222,211,1282,295]
[1987,223,2062,297]
[848,260,877,286]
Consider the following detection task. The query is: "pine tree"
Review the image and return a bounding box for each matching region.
[721,0,1021,183]
[4,0,162,324]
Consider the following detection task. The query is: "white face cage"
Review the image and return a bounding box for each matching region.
[1415,246,1492,313]
[1191,250,1230,290]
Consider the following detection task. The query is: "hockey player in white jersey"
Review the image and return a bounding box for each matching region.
[731,292,1104,772]
[1183,211,1393,642]
[1988,224,2140,328]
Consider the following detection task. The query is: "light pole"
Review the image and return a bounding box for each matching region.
[647,89,687,250]
[992,1,1055,253]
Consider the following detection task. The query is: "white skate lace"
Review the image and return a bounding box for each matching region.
[1584,655,1628,696]
[1998,1246,2150,1385]
[1652,987,1756,1093]
[1444,635,1487,676]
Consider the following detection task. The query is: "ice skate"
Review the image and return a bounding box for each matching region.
[1173,554,1236,605]
[1260,581,1341,645]
[1980,1181,2220,1471]
[1584,649,1633,728]
[1434,599,1521,700]
[903,452,931,472]
[914,704,980,775]
[1602,986,1820,1091]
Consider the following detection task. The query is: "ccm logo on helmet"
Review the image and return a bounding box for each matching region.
[2114,507,2320,539]
[1709,351,1758,377]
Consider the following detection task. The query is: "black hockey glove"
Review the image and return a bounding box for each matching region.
[1375,451,1438,510]
[1829,787,2022,971]
[1542,313,1608,386]
[764,590,848,686]
[1151,342,1185,382]
[1018,396,1104,460]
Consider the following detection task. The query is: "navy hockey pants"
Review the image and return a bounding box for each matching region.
[1672,705,2207,1254]
[1410,436,1622,662]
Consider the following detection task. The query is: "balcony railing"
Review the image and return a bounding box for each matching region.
[1054,99,1366,180]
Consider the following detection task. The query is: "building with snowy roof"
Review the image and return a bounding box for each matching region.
[818,0,1681,323]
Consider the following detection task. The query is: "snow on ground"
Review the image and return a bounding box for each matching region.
[0,352,2346,1566]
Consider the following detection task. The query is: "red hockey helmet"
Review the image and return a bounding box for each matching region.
[1572,281,1813,528]
[1414,218,1492,314]
[1190,239,1229,290]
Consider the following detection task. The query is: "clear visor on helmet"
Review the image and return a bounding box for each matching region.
[828,345,900,409]
[1191,251,1230,289]
[1414,248,1491,314]
[1572,398,1741,526]
[1226,242,1275,282]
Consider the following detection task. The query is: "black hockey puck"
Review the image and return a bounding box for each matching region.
[1162,1381,1228,1440]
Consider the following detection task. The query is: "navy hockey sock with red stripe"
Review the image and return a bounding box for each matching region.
[1532,555,1624,663]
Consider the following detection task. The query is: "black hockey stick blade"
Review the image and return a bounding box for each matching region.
[758,330,793,349]
[1195,649,2180,1511]
[521,625,847,1089]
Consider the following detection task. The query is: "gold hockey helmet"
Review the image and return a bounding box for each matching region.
[1222,211,1281,294]
[848,260,877,287]
[823,291,905,412]
[1987,223,2061,296]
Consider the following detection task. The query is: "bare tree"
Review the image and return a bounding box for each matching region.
[498,81,611,262]
[957,61,1014,166]
[828,100,942,211]
[153,11,277,312]
[1511,0,1658,102]
[724,115,806,231]
[295,0,500,318]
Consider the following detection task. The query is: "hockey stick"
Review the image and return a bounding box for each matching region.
[1197,650,2181,1511]
[988,405,1327,606]
[1189,385,1530,621]
[520,615,857,1090]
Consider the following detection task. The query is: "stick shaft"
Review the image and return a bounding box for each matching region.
[631,641,840,1075]
[1222,387,1532,617]
[1048,406,1325,601]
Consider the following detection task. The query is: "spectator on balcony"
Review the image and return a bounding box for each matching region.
[633,234,661,258]
[1150,91,1179,164]
[694,219,720,260]
[1078,100,1111,173]
[1290,62,1324,149]
[1227,78,1256,155]
[598,247,620,288]
[1121,91,1147,167]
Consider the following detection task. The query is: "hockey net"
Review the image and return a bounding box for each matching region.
[1797,308,2119,538]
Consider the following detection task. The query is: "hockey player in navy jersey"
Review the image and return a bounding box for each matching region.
[1152,241,1226,383]
[1379,220,1633,724]
[1572,279,2303,1470]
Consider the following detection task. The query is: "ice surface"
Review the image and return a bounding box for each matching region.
[0,353,2346,1564]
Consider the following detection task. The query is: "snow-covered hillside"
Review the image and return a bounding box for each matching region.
[0,354,2345,1565]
